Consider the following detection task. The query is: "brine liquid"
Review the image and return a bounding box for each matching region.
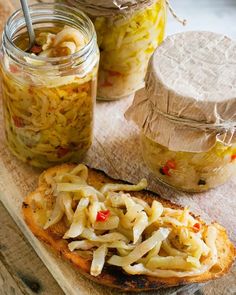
[14,27,62,52]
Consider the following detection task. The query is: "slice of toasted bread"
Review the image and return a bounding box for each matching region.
[22,163,236,292]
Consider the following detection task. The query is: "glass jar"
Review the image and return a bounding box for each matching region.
[69,0,166,100]
[125,31,236,192]
[0,3,99,168]
[141,134,236,192]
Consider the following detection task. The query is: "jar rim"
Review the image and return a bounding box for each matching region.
[2,3,97,69]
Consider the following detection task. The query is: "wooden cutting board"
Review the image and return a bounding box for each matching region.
[0,1,193,293]
[0,0,235,294]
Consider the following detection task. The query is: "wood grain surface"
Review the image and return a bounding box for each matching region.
[0,203,64,295]
[0,0,235,295]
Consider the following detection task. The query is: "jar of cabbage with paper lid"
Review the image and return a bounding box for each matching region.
[126,31,236,192]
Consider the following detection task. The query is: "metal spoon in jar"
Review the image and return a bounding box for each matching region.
[20,0,36,51]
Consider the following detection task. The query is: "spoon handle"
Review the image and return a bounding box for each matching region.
[20,0,35,49]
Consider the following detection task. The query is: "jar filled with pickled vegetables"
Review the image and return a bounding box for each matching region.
[0,3,99,168]
[125,31,236,192]
[68,0,166,100]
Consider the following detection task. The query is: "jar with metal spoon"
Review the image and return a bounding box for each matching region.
[0,3,99,168]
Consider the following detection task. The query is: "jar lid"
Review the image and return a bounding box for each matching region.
[125,31,236,152]
[67,0,156,16]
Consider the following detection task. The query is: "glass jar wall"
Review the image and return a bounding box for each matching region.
[141,134,236,192]
[70,0,166,100]
[0,3,99,168]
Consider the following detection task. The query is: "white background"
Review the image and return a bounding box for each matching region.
[166,0,236,40]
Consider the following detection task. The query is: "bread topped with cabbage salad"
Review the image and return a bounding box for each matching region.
[22,163,235,291]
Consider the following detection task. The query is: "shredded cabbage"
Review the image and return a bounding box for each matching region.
[43,193,65,229]
[92,0,166,99]
[41,164,219,277]
[63,197,89,238]
[100,178,147,194]
[141,134,236,192]
[90,244,107,277]
[108,228,170,267]
[133,211,148,244]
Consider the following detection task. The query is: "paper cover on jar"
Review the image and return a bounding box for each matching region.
[125,31,236,153]
[67,0,157,16]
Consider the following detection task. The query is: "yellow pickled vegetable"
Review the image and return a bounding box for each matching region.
[1,26,98,167]
[93,0,166,99]
[141,134,236,192]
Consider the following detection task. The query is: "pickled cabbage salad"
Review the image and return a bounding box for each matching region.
[93,0,166,99]
[26,26,87,58]
[142,134,236,192]
[40,164,218,277]
[1,26,98,168]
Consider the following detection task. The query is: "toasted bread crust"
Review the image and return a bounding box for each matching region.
[22,164,236,292]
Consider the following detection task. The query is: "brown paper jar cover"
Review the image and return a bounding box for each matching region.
[125,31,236,152]
[67,0,156,16]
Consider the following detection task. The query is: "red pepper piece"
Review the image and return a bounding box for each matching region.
[160,165,171,176]
[9,64,19,73]
[108,70,122,77]
[28,86,34,94]
[30,45,42,54]
[166,160,176,169]
[57,147,69,158]
[13,115,24,128]
[231,154,236,161]
[101,80,113,87]
[193,222,201,233]
[96,210,110,222]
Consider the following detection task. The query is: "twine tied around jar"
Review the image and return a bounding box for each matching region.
[125,88,236,153]
[149,100,236,133]
[67,0,186,25]
[108,0,187,26]
[165,0,186,26]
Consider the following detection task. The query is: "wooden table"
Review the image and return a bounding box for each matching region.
[0,1,236,294]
